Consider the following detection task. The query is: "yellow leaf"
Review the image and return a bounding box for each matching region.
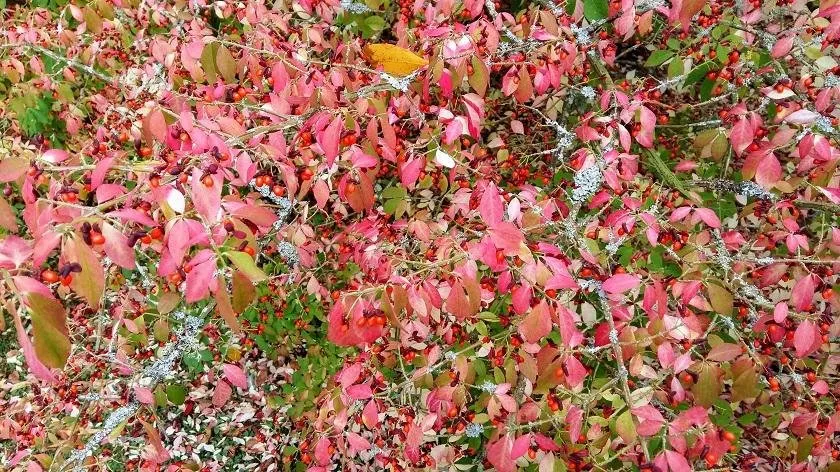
[362,43,428,77]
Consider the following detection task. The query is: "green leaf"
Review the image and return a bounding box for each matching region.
[468,55,489,96]
[645,50,674,67]
[200,42,220,84]
[226,251,267,283]
[166,384,187,405]
[583,0,608,20]
[706,280,733,315]
[215,45,237,83]
[667,57,684,78]
[615,409,638,444]
[361,15,386,38]
[68,237,105,310]
[693,364,721,407]
[684,63,711,86]
[28,292,70,368]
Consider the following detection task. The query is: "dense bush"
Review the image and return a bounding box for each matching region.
[0,0,839,470]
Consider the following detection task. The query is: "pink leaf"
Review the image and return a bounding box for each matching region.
[729,118,754,155]
[191,170,222,224]
[134,386,155,404]
[185,249,216,303]
[566,405,583,441]
[793,320,818,357]
[346,384,373,400]
[771,36,794,58]
[784,109,821,125]
[319,115,343,166]
[223,363,248,389]
[773,302,788,323]
[602,274,640,294]
[706,343,741,362]
[812,380,829,395]
[695,208,721,228]
[479,182,504,227]
[511,283,532,314]
[346,432,371,453]
[487,436,516,472]
[101,223,136,269]
[400,157,423,189]
[315,437,331,466]
[511,434,531,459]
[664,450,691,472]
[41,149,69,163]
[755,153,781,187]
[145,108,168,143]
[637,106,655,148]
[362,400,379,429]
[564,355,587,387]
[791,275,815,311]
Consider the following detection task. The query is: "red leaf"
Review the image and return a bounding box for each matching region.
[445,281,472,319]
[519,302,551,343]
[223,363,248,389]
[602,274,640,294]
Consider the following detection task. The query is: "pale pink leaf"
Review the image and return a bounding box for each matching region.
[223,363,248,389]
[134,386,155,404]
[602,274,641,294]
